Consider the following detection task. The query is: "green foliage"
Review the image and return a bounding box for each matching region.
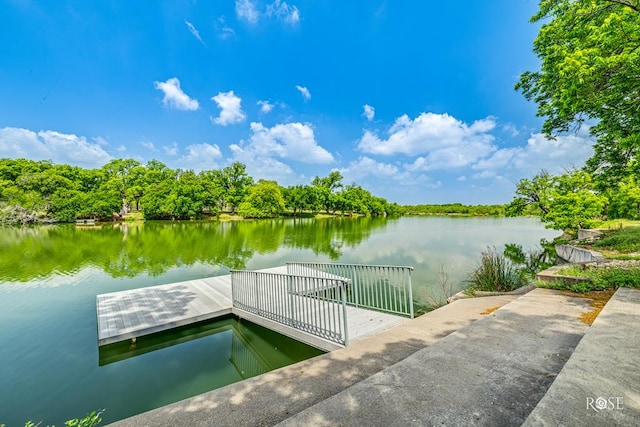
[2,409,103,427]
[220,162,254,213]
[508,169,606,231]
[545,190,607,230]
[238,180,286,218]
[606,178,640,220]
[517,0,640,145]
[0,158,396,224]
[404,203,506,216]
[513,1,640,230]
[593,227,640,252]
[593,268,640,289]
[312,171,343,213]
[503,241,555,279]
[465,247,527,293]
[536,266,640,292]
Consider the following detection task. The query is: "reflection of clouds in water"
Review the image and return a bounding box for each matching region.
[335,217,560,299]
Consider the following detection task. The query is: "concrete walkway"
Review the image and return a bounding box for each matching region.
[110,294,518,426]
[524,287,640,426]
[278,289,592,426]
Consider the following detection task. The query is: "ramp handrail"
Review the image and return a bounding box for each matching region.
[231,270,350,346]
[286,262,414,318]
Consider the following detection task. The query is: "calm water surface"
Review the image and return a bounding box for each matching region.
[0,216,558,424]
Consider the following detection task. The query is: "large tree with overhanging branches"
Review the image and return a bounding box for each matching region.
[517,0,640,146]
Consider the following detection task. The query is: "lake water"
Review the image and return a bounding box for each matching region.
[0,216,558,425]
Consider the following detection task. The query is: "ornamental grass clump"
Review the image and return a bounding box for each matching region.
[466,247,526,293]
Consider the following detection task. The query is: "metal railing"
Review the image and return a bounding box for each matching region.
[231,270,350,346]
[286,262,414,318]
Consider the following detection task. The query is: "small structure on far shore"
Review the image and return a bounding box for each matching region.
[76,218,96,226]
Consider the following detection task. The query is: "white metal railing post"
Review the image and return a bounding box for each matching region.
[341,280,349,346]
[408,268,414,319]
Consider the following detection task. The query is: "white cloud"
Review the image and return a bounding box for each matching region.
[215,16,236,40]
[472,131,594,177]
[154,77,199,111]
[339,156,398,182]
[211,91,246,126]
[257,100,275,113]
[116,145,127,152]
[295,85,311,101]
[185,21,205,45]
[229,143,295,182]
[177,143,223,171]
[358,113,496,162]
[0,127,113,168]
[502,123,520,137]
[163,142,178,156]
[219,26,236,39]
[266,0,300,24]
[236,0,300,25]
[235,0,260,24]
[236,122,334,164]
[363,104,375,121]
[141,141,156,151]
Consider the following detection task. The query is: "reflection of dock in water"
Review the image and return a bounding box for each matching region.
[99,317,278,380]
[230,325,271,379]
[97,264,411,352]
[98,317,235,366]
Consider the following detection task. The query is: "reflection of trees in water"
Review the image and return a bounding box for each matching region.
[0,217,394,282]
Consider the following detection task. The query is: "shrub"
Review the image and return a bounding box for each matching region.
[466,247,527,293]
[593,227,640,252]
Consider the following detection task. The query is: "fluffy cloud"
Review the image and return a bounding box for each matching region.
[235,122,334,164]
[154,77,199,111]
[177,143,223,171]
[266,0,300,24]
[472,131,594,178]
[363,104,375,121]
[257,100,275,113]
[211,91,246,126]
[235,0,260,24]
[163,142,178,156]
[0,127,113,168]
[295,85,311,101]
[229,144,295,183]
[339,156,398,182]
[358,113,496,162]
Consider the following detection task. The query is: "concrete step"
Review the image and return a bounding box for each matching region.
[277,288,593,426]
[109,294,519,426]
[523,287,640,426]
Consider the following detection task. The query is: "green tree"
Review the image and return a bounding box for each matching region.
[517,0,640,148]
[199,169,225,214]
[283,185,316,216]
[220,162,253,213]
[238,180,286,218]
[607,178,640,219]
[506,170,553,217]
[101,158,142,215]
[312,171,343,213]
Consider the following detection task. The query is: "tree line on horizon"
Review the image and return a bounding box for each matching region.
[0,158,403,225]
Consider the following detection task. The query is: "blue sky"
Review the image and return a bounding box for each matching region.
[0,0,594,204]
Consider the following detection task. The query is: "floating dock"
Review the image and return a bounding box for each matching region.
[96,266,408,351]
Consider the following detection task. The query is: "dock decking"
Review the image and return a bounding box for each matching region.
[96,266,407,351]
